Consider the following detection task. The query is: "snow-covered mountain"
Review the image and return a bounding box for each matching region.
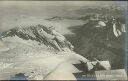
[0,25,89,80]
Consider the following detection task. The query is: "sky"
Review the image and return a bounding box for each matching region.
[0,1,127,32]
[0,1,126,6]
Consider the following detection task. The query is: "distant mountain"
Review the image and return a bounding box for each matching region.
[45,16,64,21]
[75,5,125,17]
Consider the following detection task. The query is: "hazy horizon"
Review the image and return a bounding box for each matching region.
[0,1,127,32]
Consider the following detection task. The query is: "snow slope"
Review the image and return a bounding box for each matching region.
[0,26,88,80]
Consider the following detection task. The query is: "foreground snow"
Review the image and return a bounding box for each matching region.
[0,36,88,80]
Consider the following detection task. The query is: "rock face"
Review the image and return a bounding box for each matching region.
[66,20,125,69]
[0,25,88,80]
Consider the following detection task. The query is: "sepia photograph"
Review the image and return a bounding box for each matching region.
[0,1,127,80]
